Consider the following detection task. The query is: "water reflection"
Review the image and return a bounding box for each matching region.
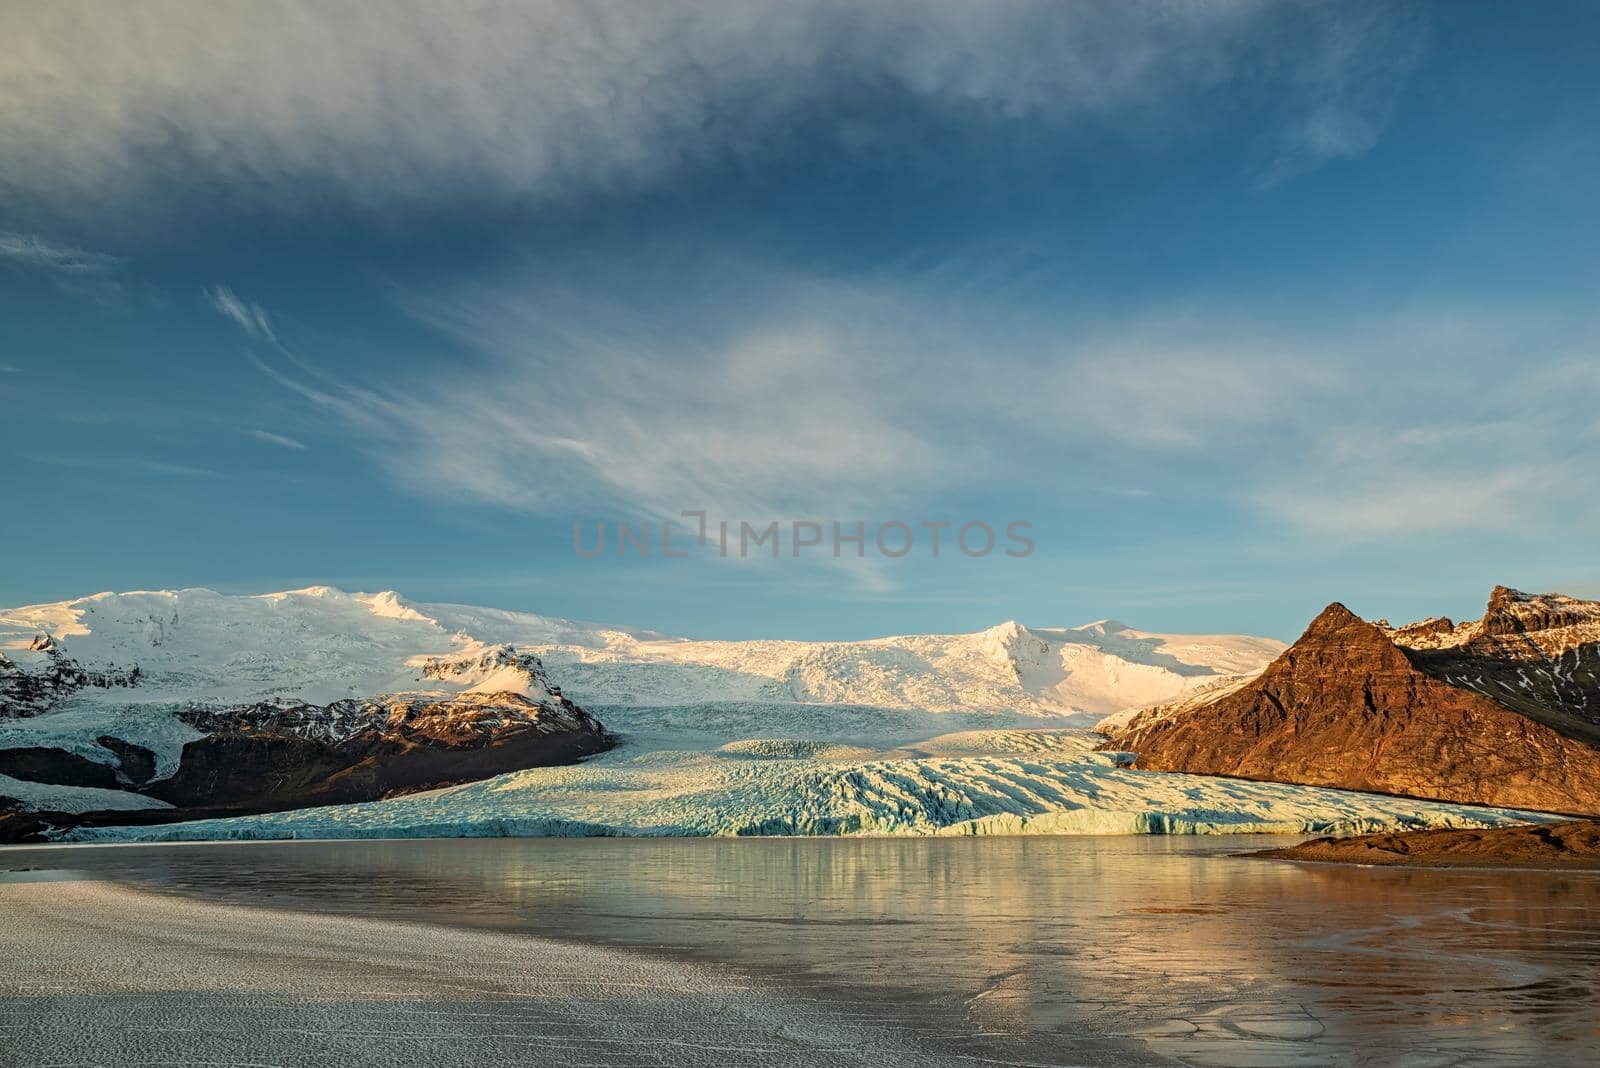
[6,836,1597,1065]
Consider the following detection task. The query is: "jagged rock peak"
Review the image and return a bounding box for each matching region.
[418,643,557,692]
[1386,586,1600,653]
[1480,585,1600,637]
[1392,616,1455,640]
[420,643,539,678]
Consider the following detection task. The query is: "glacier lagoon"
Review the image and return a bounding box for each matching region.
[4,835,1598,1066]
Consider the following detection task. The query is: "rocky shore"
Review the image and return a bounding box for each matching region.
[1253,820,1600,870]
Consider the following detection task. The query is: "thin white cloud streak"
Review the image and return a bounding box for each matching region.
[27,454,219,479]
[1257,467,1560,539]
[0,230,125,301]
[206,287,276,342]
[248,429,307,451]
[1023,337,1336,450]
[0,231,121,275]
[1,1,1424,216]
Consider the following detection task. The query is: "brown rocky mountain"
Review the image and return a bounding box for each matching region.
[1100,587,1600,815]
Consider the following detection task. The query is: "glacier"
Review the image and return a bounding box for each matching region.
[0,773,172,814]
[67,707,1557,843]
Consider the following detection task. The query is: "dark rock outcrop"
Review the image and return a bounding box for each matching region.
[1102,589,1600,815]
[95,735,158,785]
[0,807,53,846]
[0,747,122,790]
[155,691,610,812]
[1253,819,1600,869]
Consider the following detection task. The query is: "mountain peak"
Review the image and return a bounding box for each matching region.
[1301,602,1364,636]
[1076,618,1130,635]
[1486,584,1529,613]
[1274,602,1414,677]
[276,585,348,598]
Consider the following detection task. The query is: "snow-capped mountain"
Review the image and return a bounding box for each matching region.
[0,586,557,711]
[0,587,611,838]
[354,599,1282,717]
[0,586,1281,718]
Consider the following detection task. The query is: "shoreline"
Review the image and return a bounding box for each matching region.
[1248,820,1600,871]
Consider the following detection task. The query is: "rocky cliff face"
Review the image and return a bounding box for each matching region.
[155,688,608,812]
[1101,589,1600,816]
[0,636,141,718]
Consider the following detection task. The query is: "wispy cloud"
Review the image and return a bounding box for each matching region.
[1248,329,1600,540]
[248,429,307,451]
[0,2,1427,218]
[205,251,1599,552]
[0,230,124,296]
[201,265,1262,515]
[1257,467,1556,538]
[27,454,219,479]
[0,231,121,275]
[1022,337,1334,450]
[205,286,276,341]
[1255,2,1430,184]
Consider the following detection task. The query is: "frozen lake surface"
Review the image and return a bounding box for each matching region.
[3,835,1598,1066]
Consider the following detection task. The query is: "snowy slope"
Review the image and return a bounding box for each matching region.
[415,603,1284,717]
[1,586,499,709]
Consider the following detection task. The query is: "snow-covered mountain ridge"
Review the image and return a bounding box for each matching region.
[0,585,1283,718]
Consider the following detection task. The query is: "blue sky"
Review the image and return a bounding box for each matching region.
[2,1,1598,640]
